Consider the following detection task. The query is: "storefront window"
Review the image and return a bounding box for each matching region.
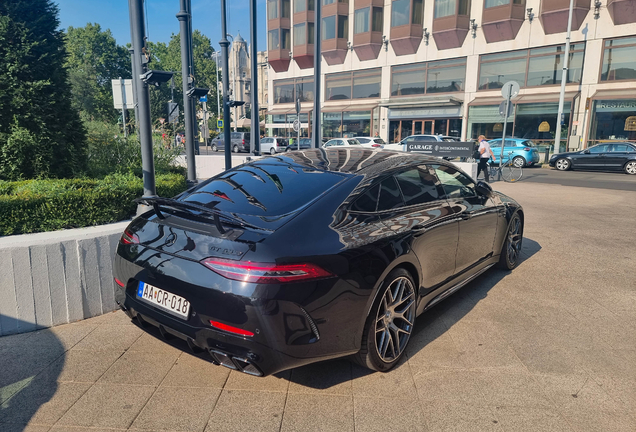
[392,58,466,96]
[449,119,462,137]
[589,100,636,145]
[391,0,410,27]
[601,37,636,81]
[322,16,336,40]
[323,112,343,138]
[479,44,585,90]
[353,70,381,99]
[342,111,372,137]
[467,105,514,139]
[513,102,570,145]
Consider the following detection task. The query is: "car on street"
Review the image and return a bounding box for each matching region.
[210,132,251,153]
[323,138,362,148]
[260,137,289,155]
[285,137,313,152]
[549,142,636,174]
[115,148,524,377]
[383,134,461,152]
[355,137,387,148]
[487,138,540,168]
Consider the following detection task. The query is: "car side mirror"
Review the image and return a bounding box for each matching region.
[583,149,590,154]
[475,181,493,197]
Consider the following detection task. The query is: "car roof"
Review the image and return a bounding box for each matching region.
[255,148,445,175]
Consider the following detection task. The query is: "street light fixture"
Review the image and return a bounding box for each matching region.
[140,70,174,87]
[187,87,210,98]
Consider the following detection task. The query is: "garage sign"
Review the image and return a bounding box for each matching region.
[406,141,473,158]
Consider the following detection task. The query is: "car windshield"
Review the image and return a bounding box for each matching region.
[347,139,360,145]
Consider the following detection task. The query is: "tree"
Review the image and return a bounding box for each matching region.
[65,23,131,123]
[146,30,218,124]
[0,0,86,180]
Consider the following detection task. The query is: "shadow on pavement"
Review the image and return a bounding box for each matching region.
[287,237,542,389]
[0,319,65,431]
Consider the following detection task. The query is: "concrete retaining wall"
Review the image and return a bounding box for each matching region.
[0,221,129,336]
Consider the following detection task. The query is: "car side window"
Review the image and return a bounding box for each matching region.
[611,144,630,152]
[351,184,380,212]
[394,168,440,206]
[262,138,272,144]
[589,145,609,153]
[231,133,239,139]
[415,136,437,142]
[626,145,636,153]
[357,138,369,143]
[377,177,404,211]
[432,165,476,199]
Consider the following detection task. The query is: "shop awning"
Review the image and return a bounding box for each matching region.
[380,96,463,108]
[323,104,350,112]
[469,91,579,106]
[343,103,379,112]
[267,106,294,115]
[590,88,636,100]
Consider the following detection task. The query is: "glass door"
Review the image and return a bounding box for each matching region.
[413,121,423,135]
[423,120,434,134]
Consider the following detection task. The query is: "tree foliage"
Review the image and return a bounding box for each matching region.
[65,23,130,123]
[0,0,86,180]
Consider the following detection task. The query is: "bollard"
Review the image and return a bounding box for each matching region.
[544,147,550,164]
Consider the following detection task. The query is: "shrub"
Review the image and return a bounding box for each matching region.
[0,173,187,236]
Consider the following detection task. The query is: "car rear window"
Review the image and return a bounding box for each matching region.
[374,138,386,144]
[182,163,347,216]
[347,139,360,145]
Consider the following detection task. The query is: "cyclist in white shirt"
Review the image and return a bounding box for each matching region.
[477,135,494,182]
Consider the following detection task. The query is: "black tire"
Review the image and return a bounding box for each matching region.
[555,158,570,171]
[211,143,218,152]
[353,268,417,372]
[512,156,526,168]
[270,147,276,155]
[497,213,523,270]
[286,147,292,152]
[232,145,239,153]
[624,161,636,175]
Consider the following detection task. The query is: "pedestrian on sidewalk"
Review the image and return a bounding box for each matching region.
[477,135,493,182]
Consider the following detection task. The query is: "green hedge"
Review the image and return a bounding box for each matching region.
[0,173,188,236]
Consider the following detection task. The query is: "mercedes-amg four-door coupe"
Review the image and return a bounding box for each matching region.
[113,149,524,376]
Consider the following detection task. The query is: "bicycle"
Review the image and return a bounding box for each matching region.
[489,151,523,183]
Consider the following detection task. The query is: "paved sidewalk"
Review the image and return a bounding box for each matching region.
[0,181,634,432]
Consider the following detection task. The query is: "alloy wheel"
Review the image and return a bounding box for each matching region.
[270,148,276,155]
[507,216,523,266]
[625,161,636,175]
[512,157,525,168]
[555,159,570,171]
[374,277,416,362]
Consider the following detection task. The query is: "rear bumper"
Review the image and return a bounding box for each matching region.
[112,247,363,376]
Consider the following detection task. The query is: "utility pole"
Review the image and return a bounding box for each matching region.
[214,52,221,127]
[312,1,321,148]
[128,48,140,135]
[249,0,260,155]
[128,0,155,197]
[177,0,197,185]
[220,0,232,170]
[554,0,574,155]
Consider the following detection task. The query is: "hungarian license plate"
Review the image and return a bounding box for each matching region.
[137,282,190,320]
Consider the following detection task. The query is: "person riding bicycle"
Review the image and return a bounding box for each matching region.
[477,135,494,182]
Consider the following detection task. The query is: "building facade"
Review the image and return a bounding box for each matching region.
[266,0,636,149]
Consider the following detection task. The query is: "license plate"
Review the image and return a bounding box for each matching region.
[137,282,190,320]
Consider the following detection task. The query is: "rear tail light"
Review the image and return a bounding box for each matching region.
[242,139,245,145]
[114,278,125,287]
[372,144,382,148]
[120,228,139,244]
[209,320,254,337]
[523,147,531,151]
[201,258,332,284]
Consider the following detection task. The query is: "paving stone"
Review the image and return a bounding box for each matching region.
[224,369,290,392]
[205,389,286,432]
[532,374,621,413]
[131,386,220,431]
[288,359,352,395]
[476,371,553,408]
[127,332,182,355]
[161,353,230,389]
[43,349,123,383]
[558,407,636,432]
[493,406,574,432]
[351,359,417,399]
[419,401,502,432]
[406,331,466,372]
[97,349,179,386]
[55,383,155,429]
[71,325,142,352]
[0,424,52,432]
[0,381,90,426]
[591,376,636,413]
[354,396,426,432]
[412,370,486,404]
[281,393,354,432]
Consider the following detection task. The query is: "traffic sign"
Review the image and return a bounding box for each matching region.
[501,81,520,99]
[217,119,223,129]
[292,119,301,132]
[167,102,179,124]
[498,101,513,117]
[199,95,207,102]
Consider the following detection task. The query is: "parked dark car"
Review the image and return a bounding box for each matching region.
[285,137,313,152]
[113,149,524,377]
[549,142,636,174]
[210,132,251,153]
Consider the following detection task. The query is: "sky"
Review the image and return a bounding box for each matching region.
[55,0,268,51]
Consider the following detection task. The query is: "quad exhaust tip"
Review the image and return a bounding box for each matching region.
[209,349,263,376]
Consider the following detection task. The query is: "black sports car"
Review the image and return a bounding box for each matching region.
[549,142,636,174]
[113,148,524,376]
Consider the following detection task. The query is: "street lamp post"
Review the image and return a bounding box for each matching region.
[177,0,197,186]
[312,0,321,148]
[554,0,574,155]
[220,0,232,170]
[249,0,260,155]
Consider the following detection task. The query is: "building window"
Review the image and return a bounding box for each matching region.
[601,37,636,82]
[308,22,315,44]
[355,8,370,34]
[268,29,280,50]
[273,77,314,103]
[268,0,278,19]
[281,29,291,49]
[338,15,349,39]
[479,44,585,90]
[372,7,383,31]
[274,80,294,103]
[326,72,352,100]
[392,58,466,96]
[484,0,509,7]
[294,0,306,13]
[281,0,291,18]
[323,0,335,4]
[434,0,456,18]
[391,0,411,27]
[412,0,423,24]
[294,23,306,45]
[353,69,382,98]
[322,15,336,40]
[458,0,469,14]
[308,0,315,10]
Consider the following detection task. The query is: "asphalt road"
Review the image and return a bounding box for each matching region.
[512,166,636,191]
